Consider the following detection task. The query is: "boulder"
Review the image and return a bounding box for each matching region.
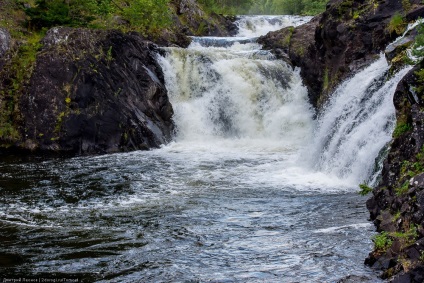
[17,27,174,154]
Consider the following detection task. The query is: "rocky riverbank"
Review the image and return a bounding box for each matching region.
[365,60,424,282]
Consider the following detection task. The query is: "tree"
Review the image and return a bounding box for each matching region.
[25,0,99,29]
[121,0,171,35]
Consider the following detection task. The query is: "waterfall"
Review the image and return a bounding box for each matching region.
[158,15,314,151]
[158,15,413,189]
[306,56,412,185]
[235,15,312,38]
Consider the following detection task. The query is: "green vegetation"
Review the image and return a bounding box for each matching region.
[388,12,407,35]
[358,183,373,196]
[415,68,424,96]
[323,68,329,91]
[393,120,412,138]
[373,231,393,252]
[394,146,424,195]
[373,225,419,253]
[2,0,330,38]
[197,0,328,15]
[395,180,410,195]
[400,146,424,177]
[414,24,424,57]
[23,0,171,36]
[401,0,412,13]
[0,32,44,141]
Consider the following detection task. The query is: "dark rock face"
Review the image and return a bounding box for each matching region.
[17,28,174,154]
[366,61,424,281]
[259,0,423,108]
[157,0,237,47]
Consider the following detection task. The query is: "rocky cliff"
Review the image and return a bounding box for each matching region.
[259,0,424,108]
[1,28,174,155]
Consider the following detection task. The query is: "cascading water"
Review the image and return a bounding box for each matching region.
[1,15,413,282]
[158,32,313,148]
[306,55,413,186]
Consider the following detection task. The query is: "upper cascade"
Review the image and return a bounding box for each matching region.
[235,15,312,38]
[158,15,315,149]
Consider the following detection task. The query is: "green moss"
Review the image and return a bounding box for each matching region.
[395,180,410,195]
[414,68,424,96]
[323,68,329,91]
[393,121,412,138]
[54,111,66,133]
[393,210,401,221]
[0,32,44,142]
[283,27,294,46]
[388,13,407,35]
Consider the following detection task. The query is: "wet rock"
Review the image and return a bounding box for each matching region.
[391,273,411,283]
[411,173,424,189]
[0,28,11,58]
[167,0,236,39]
[16,27,174,155]
[337,275,376,282]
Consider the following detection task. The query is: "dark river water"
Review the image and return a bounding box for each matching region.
[0,146,381,282]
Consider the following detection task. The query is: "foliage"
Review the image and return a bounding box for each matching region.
[358,183,373,196]
[392,225,418,241]
[121,0,171,35]
[25,0,99,28]
[373,231,392,252]
[393,121,412,138]
[395,180,410,195]
[197,0,253,15]
[396,146,424,195]
[401,0,411,13]
[388,12,407,35]
[24,0,171,35]
[415,68,424,96]
[412,23,424,59]
[198,0,328,15]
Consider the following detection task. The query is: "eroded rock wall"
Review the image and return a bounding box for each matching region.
[11,28,174,154]
[259,0,424,108]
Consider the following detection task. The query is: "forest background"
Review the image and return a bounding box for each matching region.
[4,0,328,37]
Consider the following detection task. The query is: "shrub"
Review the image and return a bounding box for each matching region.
[121,0,171,36]
[373,231,393,252]
[388,13,407,35]
[393,121,412,138]
[358,183,373,195]
[25,0,99,29]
